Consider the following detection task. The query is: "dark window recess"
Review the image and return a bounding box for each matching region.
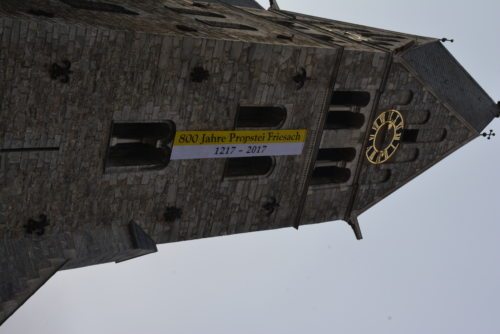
[106,122,175,169]
[190,66,209,83]
[277,34,294,41]
[393,148,419,163]
[331,91,371,107]
[417,129,447,143]
[325,111,365,129]
[373,37,403,43]
[236,106,287,128]
[192,2,210,8]
[307,34,333,42]
[390,90,414,106]
[310,166,351,185]
[176,25,198,33]
[196,19,257,31]
[350,28,371,34]
[368,169,391,184]
[373,42,394,47]
[316,148,356,162]
[273,20,294,27]
[406,110,430,125]
[59,0,138,15]
[165,6,225,18]
[27,9,55,17]
[402,129,419,143]
[293,25,309,30]
[224,157,273,177]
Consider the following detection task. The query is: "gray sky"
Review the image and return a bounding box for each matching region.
[2,0,499,333]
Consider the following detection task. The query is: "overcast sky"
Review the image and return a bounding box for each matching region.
[2,0,499,333]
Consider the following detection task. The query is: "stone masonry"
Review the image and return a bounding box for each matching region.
[0,0,497,325]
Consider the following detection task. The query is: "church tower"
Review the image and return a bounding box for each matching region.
[0,0,497,325]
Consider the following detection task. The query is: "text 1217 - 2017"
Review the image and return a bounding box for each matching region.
[214,145,268,155]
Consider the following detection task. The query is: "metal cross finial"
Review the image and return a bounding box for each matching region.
[441,38,454,43]
[481,130,495,140]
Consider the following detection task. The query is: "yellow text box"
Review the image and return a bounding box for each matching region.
[174,129,307,146]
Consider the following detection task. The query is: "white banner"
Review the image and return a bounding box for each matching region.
[171,142,305,160]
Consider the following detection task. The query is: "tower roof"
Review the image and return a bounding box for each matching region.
[403,41,497,132]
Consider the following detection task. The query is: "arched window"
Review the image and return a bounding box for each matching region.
[416,129,448,143]
[405,110,430,125]
[307,34,333,42]
[27,9,55,17]
[236,106,287,128]
[325,111,365,129]
[370,41,393,47]
[369,169,391,184]
[316,148,356,162]
[373,37,404,43]
[331,91,371,107]
[176,25,198,33]
[223,157,273,178]
[390,90,414,106]
[310,166,351,185]
[165,6,225,18]
[393,148,419,163]
[60,0,138,15]
[196,19,257,31]
[402,129,419,143]
[106,122,175,170]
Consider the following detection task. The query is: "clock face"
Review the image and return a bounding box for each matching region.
[366,109,404,164]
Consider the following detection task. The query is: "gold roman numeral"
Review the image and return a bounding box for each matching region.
[367,147,377,162]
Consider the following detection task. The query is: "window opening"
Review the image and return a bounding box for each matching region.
[373,37,403,43]
[417,129,447,143]
[293,25,310,30]
[196,19,257,31]
[165,6,225,18]
[224,157,273,177]
[393,148,419,163]
[273,20,294,27]
[176,25,198,33]
[192,2,210,8]
[331,91,371,107]
[406,110,430,125]
[316,148,356,162]
[402,129,419,143]
[307,34,333,42]
[310,166,351,185]
[372,42,394,47]
[325,111,364,130]
[236,106,287,128]
[390,90,414,106]
[368,169,391,184]
[106,122,175,169]
[27,9,55,17]
[277,34,294,41]
[59,0,138,15]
